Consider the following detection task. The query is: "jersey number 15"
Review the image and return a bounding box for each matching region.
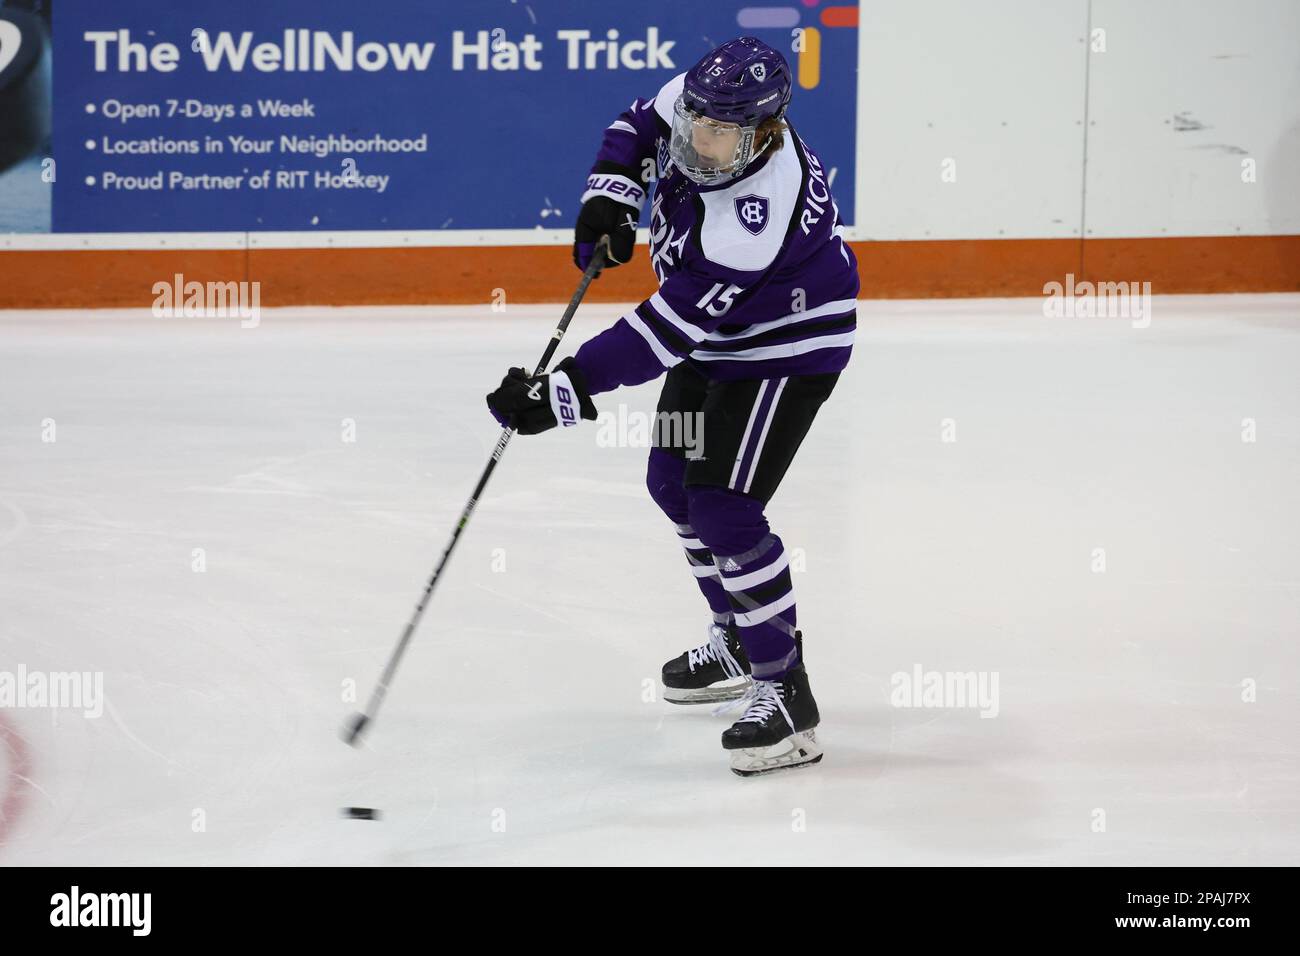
[696,282,744,318]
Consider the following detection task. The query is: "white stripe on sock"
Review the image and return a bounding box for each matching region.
[733,591,797,627]
[719,551,790,592]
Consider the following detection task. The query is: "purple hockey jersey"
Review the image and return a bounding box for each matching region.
[571,72,859,396]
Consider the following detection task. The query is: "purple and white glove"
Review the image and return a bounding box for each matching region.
[486,357,598,435]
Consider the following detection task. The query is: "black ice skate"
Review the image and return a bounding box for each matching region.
[661,623,752,704]
[720,663,822,776]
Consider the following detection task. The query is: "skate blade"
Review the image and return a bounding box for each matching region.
[729,730,822,777]
[663,676,752,705]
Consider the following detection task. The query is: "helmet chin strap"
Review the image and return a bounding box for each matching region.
[746,132,774,165]
[728,132,777,183]
[710,129,774,184]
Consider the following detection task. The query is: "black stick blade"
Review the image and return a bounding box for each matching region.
[342,712,370,747]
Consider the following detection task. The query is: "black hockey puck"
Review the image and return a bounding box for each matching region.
[341,806,380,820]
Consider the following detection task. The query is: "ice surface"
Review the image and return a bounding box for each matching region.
[0,295,1297,865]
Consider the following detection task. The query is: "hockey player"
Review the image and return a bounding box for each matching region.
[487,37,858,775]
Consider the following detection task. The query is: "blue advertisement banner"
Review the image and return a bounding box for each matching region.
[1,0,859,233]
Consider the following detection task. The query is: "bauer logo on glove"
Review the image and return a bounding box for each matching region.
[573,161,645,273]
[485,356,598,435]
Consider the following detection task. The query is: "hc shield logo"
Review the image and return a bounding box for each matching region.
[750,63,767,82]
[734,195,770,236]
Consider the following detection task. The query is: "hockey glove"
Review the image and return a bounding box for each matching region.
[574,195,639,272]
[486,357,598,435]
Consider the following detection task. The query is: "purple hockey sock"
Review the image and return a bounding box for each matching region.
[645,448,733,623]
[686,486,798,679]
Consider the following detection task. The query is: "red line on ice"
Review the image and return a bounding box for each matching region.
[0,713,33,848]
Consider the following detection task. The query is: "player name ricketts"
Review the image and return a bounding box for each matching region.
[82,27,673,72]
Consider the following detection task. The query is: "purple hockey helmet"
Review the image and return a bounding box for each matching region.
[670,37,793,185]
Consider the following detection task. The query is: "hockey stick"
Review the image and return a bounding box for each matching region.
[343,238,609,747]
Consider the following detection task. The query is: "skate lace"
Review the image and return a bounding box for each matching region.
[717,679,794,729]
[686,624,744,679]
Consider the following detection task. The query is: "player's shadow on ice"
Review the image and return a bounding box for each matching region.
[649,704,1061,859]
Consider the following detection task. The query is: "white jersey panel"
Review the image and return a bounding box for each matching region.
[653,72,687,128]
[696,133,802,273]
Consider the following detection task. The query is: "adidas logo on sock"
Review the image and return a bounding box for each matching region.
[721,558,742,572]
